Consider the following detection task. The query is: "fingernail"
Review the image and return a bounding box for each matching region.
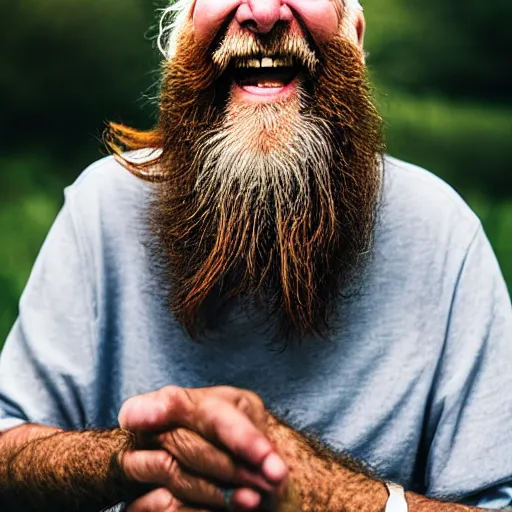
[234,488,262,510]
[262,453,287,483]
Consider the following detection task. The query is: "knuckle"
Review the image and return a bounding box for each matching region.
[118,396,138,426]
[168,428,195,456]
[158,386,192,421]
[237,391,266,423]
[155,450,176,476]
[160,386,182,410]
[244,390,265,411]
[196,395,221,421]
[166,457,190,493]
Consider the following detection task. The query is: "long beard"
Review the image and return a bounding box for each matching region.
[112,25,385,342]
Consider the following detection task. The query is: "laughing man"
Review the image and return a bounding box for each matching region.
[1,0,512,511]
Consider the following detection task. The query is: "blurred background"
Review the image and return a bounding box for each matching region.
[0,0,511,347]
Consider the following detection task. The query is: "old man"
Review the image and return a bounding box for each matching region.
[1,0,511,510]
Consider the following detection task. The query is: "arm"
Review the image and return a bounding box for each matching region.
[121,387,497,512]
[268,417,483,512]
[0,387,286,512]
[0,424,137,512]
[118,388,482,512]
[0,184,285,510]
[0,187,144,510]
[264,226,511,512]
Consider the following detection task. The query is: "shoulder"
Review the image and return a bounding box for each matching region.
[60,154,155,278]
[67,153,151,210]
[380,155,481,248]
[64,153,153,235]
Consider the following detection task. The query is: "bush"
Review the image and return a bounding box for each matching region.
[376,89,512,199]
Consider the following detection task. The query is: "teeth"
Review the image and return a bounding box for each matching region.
[257,81,285,88]
[273,58,292,67]
[234,56,293,69]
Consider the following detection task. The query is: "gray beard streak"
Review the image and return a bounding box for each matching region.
[107,27,385,341]
[193,89,336,221]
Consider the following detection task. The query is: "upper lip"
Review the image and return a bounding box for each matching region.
[211,32,319,76]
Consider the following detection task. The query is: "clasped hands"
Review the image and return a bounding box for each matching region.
[119,386,289,512]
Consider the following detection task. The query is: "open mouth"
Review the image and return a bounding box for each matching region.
[228,56,302,100]
[231,56,299,90]
[212,26,319,102]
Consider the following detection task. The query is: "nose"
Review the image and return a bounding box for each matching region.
[235,0,293,34]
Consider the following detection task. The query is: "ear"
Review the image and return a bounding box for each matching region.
[355,10,366,49]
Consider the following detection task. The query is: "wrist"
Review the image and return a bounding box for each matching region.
[112,429,151,503]
[267,417,388,512]
[1,428,140,511]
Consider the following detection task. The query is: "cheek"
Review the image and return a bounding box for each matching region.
[193,0,242,45]
[284,0,341,43]
[192,0,342,47]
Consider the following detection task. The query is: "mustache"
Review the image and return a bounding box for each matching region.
[211,24,319,76]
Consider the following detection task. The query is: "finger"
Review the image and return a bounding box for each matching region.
[231,488,263,510]
[160,428,276,493]
[178,487,262,512]
[195,387,269,432]
[120,386,278,474]
[126,487,180,512]
[119,386,194,433]
[192,395,275,468]
[119,386,267,433]
[123,449,226,508]
[190,397,288,484]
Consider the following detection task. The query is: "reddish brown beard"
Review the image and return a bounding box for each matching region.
[106,25,385,343]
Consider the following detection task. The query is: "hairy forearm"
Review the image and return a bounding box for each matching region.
[0,424,139,512]
[268,418,483,512]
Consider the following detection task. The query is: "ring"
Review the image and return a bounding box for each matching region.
[221,488,236,510]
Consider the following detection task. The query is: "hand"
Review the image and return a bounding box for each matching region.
[118,386,288,511]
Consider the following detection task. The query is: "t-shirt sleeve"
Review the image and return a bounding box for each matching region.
[0,191,96,431]
[423,224,512,500]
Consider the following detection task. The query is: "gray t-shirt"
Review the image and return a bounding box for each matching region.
[1,155,511,506]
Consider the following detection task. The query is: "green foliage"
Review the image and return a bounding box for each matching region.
[0,0,159,158]
[376,89,512,199]
[364,0,512,102]
[0,156,62,345]
[0,0,510,349]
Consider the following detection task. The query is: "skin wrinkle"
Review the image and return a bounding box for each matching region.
[106,13,385,343]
